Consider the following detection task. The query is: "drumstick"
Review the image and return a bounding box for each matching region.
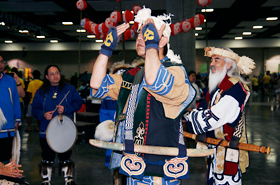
[52,91,70,114]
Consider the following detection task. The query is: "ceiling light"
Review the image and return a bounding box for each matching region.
[19,30,29,33]
[36,35,45,39]
[1,22,5,26]
[204,19,206,22]
[62,22,73,25]
[195,27,202,30]
[253,25,263,29]
[5,40,13,43]
[235,37,243,40]
[243,32,251,35]
[95,40,103,43]
[50,40,58,43]
[195,33,198,36]
[87,35,96,38]
[129,21,134,24]
[201,9,214,12]
[76,29,86,32]
[266,17,278,21]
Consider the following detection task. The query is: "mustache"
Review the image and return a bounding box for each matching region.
[210,66,217,71]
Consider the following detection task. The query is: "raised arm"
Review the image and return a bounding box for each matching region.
[141,18,166,85]
[90,23,129,90]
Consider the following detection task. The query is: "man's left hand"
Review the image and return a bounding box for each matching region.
[56,105,64,114]
[141,18,166,51]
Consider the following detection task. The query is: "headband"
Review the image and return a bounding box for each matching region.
[134,6,172,41]
[204,47,255,75]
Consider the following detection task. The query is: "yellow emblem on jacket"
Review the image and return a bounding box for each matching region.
[104,32,113,47]
[144,28,154,41]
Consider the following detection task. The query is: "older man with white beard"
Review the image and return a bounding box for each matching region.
[185,47,255,185]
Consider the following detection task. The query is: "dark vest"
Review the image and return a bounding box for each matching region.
[114,61,187,177]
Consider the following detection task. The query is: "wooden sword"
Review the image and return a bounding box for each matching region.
[183,131,271,154]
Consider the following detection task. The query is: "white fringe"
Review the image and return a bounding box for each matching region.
[12,130,21,165]
[94,120,115,142]
[166,44,182,64]
[0,108,7,129]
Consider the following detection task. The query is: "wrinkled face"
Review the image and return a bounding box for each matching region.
[189,73,196,83]
[46,66,61,86]
[136,26,146,58]
[0,56,5,73]
[210,55,226,74]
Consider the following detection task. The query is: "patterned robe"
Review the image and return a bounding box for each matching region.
[186,75,250,185]
[91,57,196,181]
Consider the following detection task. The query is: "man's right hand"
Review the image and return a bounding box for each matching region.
[100,23,129,57]
[44,111,54,120]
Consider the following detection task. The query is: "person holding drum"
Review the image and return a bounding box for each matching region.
[32,65,83,185]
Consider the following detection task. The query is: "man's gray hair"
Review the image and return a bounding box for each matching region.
[221,47,248,84]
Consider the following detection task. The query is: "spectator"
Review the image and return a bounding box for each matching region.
[252,75,259,96]
[25,70,43,132]
[11,68,25,110]
[187,71,202,110]
[262,71,271,95]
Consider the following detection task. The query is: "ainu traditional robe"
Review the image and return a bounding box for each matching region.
[91,57,196,180]
[186,75,250,185]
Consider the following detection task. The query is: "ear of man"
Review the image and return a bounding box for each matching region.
[226,61,233,70]
[159,36,168,48]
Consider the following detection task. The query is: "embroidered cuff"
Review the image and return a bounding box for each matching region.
[143,64,174,95]
[91,74,114,98]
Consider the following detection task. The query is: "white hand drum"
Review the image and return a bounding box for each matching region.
[46,115,77,153]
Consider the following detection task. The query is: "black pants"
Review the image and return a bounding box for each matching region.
[0,134,14,163]
[39,138,72,162]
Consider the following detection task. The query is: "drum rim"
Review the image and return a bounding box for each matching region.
[46,114,77,153]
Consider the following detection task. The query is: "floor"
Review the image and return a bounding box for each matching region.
[17,92,280,185]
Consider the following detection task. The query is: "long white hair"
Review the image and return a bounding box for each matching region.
[208,47,248,93]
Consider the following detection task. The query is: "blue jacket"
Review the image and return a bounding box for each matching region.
[99,99,117,123]
[32,83,83,138]
[0,73,21,138]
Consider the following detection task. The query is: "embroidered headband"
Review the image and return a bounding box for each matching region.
[204,47,255,75]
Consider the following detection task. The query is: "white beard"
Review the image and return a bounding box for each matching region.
[208,65,227,93]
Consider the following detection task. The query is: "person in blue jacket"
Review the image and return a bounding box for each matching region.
[0,55,21,165]
[32,64,82,185]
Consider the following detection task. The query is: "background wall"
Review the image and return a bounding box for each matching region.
[3,50,138,80]
[1,46,279,81]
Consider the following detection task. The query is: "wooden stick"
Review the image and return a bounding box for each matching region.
[89,139,215,157]
[184,131,271,154]
[52,91,70,113]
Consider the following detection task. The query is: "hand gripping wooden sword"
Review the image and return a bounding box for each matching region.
[183,131,271,154]
[89,139,214,157]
